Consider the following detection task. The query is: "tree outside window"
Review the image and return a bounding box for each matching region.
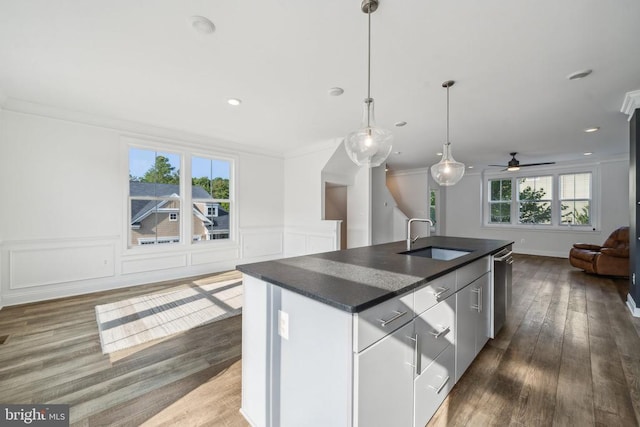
[517,176,552,224]
[192,156,231,241]
[560,173,591,225]
[489,179,512,223]
[129,148,182,246]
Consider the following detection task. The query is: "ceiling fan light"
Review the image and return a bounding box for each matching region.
[507,166,520,171]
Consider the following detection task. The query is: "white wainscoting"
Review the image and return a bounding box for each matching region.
[241,228,283,260]
[121,253,188,275]
[8,238,116,289]
[284,222,340,257]
[0,227,285,306]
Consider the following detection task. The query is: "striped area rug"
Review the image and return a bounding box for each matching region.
[95,273,242,354]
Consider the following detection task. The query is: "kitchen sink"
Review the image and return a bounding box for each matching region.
[399,247,471,261]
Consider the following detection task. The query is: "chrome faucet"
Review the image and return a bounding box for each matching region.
[407,218,434,251]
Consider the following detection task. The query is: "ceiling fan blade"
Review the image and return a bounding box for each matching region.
[520,162,556,167]
[488,164,508,167]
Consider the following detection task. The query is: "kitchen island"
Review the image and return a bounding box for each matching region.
[237,236,513,427]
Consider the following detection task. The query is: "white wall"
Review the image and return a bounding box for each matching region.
[324,185,347,250]
[347,167,371,248]
[445,159,629,257]
[0,107,285,305]
[371,165,398,245]
[283,140,342,256]
[387,168,432,238]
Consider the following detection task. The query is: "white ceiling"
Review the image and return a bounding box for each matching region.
[1,0,639,171]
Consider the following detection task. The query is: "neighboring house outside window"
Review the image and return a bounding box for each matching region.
[192,156,231,241]
[128,146,234,247]
[483,168,596,230]
[129,148,181,247]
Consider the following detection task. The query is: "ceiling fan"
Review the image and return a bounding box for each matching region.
[489,152,556,171]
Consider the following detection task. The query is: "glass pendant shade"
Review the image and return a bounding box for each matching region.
[430,142,465,186]
[344,98,393,167]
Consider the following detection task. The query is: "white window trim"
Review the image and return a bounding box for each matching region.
[122,136,238,254]
[482,163,600,232]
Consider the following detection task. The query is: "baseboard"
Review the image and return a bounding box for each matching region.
[627,294,640,318]
[238,409,258,427]
[512,248,568,258]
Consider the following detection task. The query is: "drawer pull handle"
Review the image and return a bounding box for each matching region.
[428,375,450,394]
[405,334,420,374]
[471,287,482,312]
[429,326,451,340]
[428,287,450,301]
[378,310,407,327]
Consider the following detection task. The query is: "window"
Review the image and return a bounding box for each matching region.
[484,168,597,230]
[517,176,553,224]
[192,156,231,242]
[128,148,181,247]
[429,189,437,225]
[488,179,512,223]
[560,173,591,225]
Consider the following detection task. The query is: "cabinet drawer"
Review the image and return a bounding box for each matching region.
[456,256,490,290]
[416,293,455,374]
[355,291,413,352]
[414,271,455,315]
[413,344,455,427]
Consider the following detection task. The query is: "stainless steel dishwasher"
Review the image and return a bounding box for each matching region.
[491,246,513,337]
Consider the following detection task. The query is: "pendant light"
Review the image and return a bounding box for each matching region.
[344,0,393,168]
[430,80,465,186]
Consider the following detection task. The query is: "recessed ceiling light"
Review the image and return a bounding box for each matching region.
[584,126,600,133]
[584,152,593,156]
[567,69,592,80]
[393,151,401,155]
[436,152,443,156]
[468,166,474,169]
[227,98,241,106]
[394,121,407,127]
[328,87,344,96]
[188,16,216,35]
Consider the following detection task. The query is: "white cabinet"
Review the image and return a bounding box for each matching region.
[241,255,497,427]
[356,322,415,427]
[455,272,490,382]
[413,345,455,427]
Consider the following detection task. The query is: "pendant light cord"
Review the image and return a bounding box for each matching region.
[366,6,372,128]
[446,83,450,144]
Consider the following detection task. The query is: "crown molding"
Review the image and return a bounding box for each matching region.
[621,90,640,121]
[1,97,284,159]
[284,138,342,159]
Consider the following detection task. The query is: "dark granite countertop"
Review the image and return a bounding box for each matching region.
[237,236,513,313]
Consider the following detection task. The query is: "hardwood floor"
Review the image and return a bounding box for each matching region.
[0,271,248,427]
[428,254,640,427]
[0,256,639,426]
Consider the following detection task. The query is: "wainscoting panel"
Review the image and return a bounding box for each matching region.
[242,231,283,259]
[284,222,340,257]
[9,243,115,289]
[121,254,188,275]
[191,247,240,266]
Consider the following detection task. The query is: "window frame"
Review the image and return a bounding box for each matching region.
[123,137,237,253]
[559,172,592,226]
[482,164,599,231]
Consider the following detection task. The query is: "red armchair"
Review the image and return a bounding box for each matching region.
[569,226,629,277]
